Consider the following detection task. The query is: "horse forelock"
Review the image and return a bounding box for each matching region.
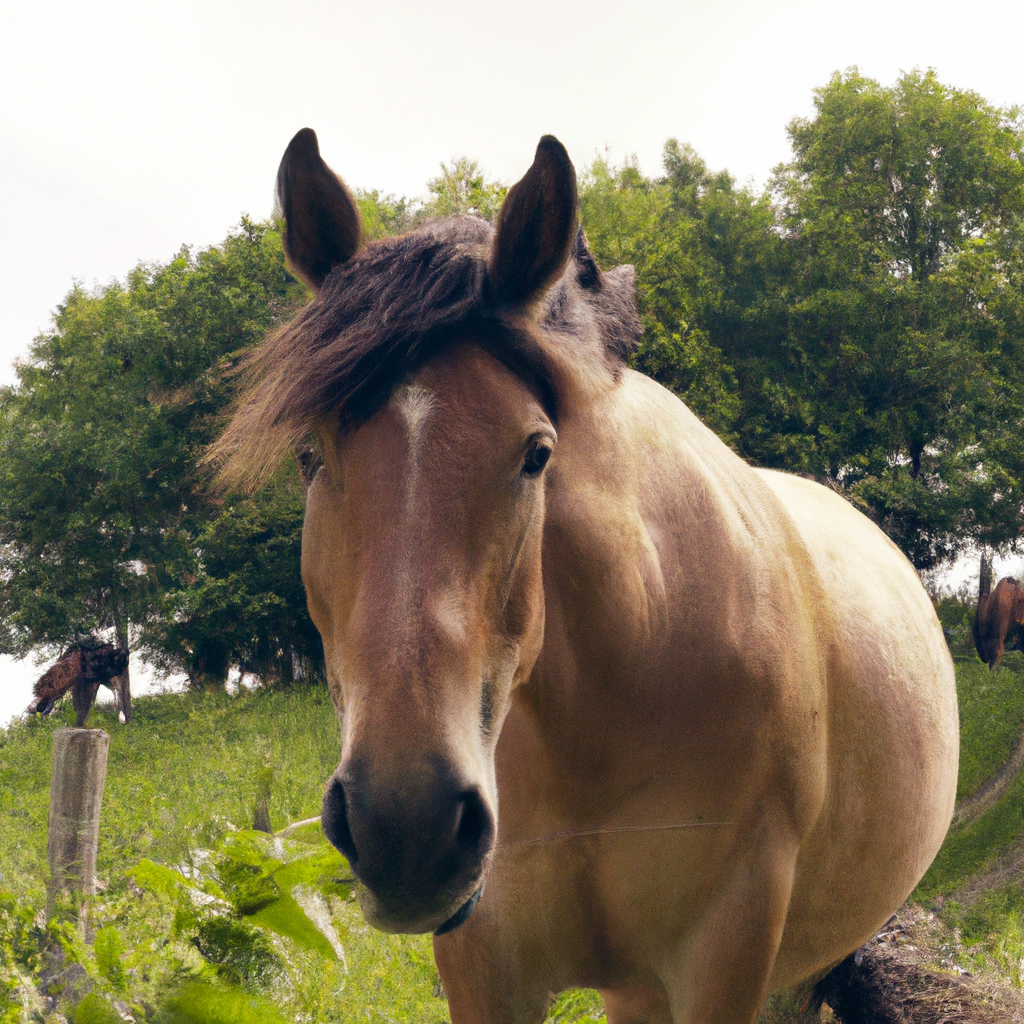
[212,215,639,491]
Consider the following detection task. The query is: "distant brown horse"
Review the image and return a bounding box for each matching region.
[973,576,1024,669]
[214,130,959,1023]
[27,642,129,727]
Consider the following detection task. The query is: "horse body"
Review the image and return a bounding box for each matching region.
[433,362,957,1020]
[27,641,129,727]
[973,576,1024,668]
[217,130,959,1023]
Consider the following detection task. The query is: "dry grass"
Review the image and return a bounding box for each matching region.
[816,906,1024,1023]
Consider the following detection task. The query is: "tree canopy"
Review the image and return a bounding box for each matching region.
[0,218,313,690]
[3,67,1024,691]
[580,69,1024,569]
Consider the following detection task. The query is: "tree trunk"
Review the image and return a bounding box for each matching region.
[980,548,993,601]
[112,614,132,722]
[47,728,109,919]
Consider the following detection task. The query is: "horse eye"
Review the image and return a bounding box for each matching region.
[523,443,552,476]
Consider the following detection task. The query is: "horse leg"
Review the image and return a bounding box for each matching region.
[111,672,131,722]
[434,919,554,1024]
[660,841,799,1024]
[72,679,100,728]
[601,980,673,1024]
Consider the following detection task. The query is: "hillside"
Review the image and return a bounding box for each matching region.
[3,646,1024,1022]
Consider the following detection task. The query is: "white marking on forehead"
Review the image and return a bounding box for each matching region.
[388,384,437,628]
[391,383,436,444]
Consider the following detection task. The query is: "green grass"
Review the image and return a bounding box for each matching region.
[0,688,605,1023]
[951,653,1024,800]
[915,651,1024,900]
[910,646,1024,986]
[7,642,1024,1019]
[0,688,342,897]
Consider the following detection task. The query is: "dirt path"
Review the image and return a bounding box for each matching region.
[814,907,1024,1024]
[953,715,1024,827]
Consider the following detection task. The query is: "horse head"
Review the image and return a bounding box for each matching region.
[215,130,639,934]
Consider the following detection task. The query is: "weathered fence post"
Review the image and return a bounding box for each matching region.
[47,728,109,917]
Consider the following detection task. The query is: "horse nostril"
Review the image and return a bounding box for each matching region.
[454,789,493,859]
[321,775,359,866]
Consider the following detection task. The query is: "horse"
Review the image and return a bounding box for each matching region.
[213,129,959,1023]
[973,576,1024,669]
[27,640,130,727]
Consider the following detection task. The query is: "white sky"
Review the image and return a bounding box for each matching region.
[3,0,1024,723]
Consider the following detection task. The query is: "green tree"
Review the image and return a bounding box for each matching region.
[421,157,507,221]
[759,68,1024,567]
[149,467,322,689]
[353,189,415,241]
[579,144,780,442]
[579,74,1024,570]
[0,218,313,701]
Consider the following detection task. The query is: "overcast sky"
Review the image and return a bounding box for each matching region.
[2,0,1023,722]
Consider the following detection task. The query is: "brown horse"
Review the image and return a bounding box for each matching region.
[27,641,129,727]
[215,130,959,1024]
[973,576,1024,669]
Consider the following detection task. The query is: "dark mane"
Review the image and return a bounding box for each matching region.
[213,216,639,489]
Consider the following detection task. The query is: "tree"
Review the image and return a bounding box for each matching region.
[0,218,312,703]
[759,69,1024,568]
[147,467,322,690]
[579,143,781,443]
[421,157,507,221]
[577,71,1024,571]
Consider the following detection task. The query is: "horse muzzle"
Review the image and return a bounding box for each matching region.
[321,758,495,934]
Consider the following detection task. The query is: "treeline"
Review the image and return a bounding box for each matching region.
[3,68,1023,689]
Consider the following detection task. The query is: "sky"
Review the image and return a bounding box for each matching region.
[2,0,1024,723]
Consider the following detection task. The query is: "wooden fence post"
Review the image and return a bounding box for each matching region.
[47,728,109,917]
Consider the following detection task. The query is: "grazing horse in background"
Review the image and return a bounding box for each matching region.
[27,641,129,728]
[973,576,1024,669]
[214,130,959,1024]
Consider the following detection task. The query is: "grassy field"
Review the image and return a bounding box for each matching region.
[3,644,1024,1021]
[0,688,605,1023]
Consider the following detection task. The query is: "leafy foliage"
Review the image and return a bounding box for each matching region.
[160,982,289,1024]
[579,71,1024,569]
[764,69,1024,567]
[128,826,352,975]
[0,218,316,687]
[422,157,508,221]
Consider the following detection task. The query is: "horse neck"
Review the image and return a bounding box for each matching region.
[513,366,793,765]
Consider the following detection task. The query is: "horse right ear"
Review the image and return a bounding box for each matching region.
[276,128,363,291]
[489,135,578,307]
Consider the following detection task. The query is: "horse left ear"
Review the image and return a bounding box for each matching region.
[490,136,578,307]
[276,128,363,291]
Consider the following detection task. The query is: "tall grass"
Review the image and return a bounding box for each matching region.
[8,641,1024,1019]
[0,688,605,1023]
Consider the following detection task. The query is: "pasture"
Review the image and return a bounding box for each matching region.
[0,687,605,1023]
[1,639,1023,1022]
[1,70,1022,1024]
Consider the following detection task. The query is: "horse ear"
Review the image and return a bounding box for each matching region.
[277,128,363,291]
[490,135,578,307]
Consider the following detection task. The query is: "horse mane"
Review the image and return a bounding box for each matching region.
[211,216,641,491]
